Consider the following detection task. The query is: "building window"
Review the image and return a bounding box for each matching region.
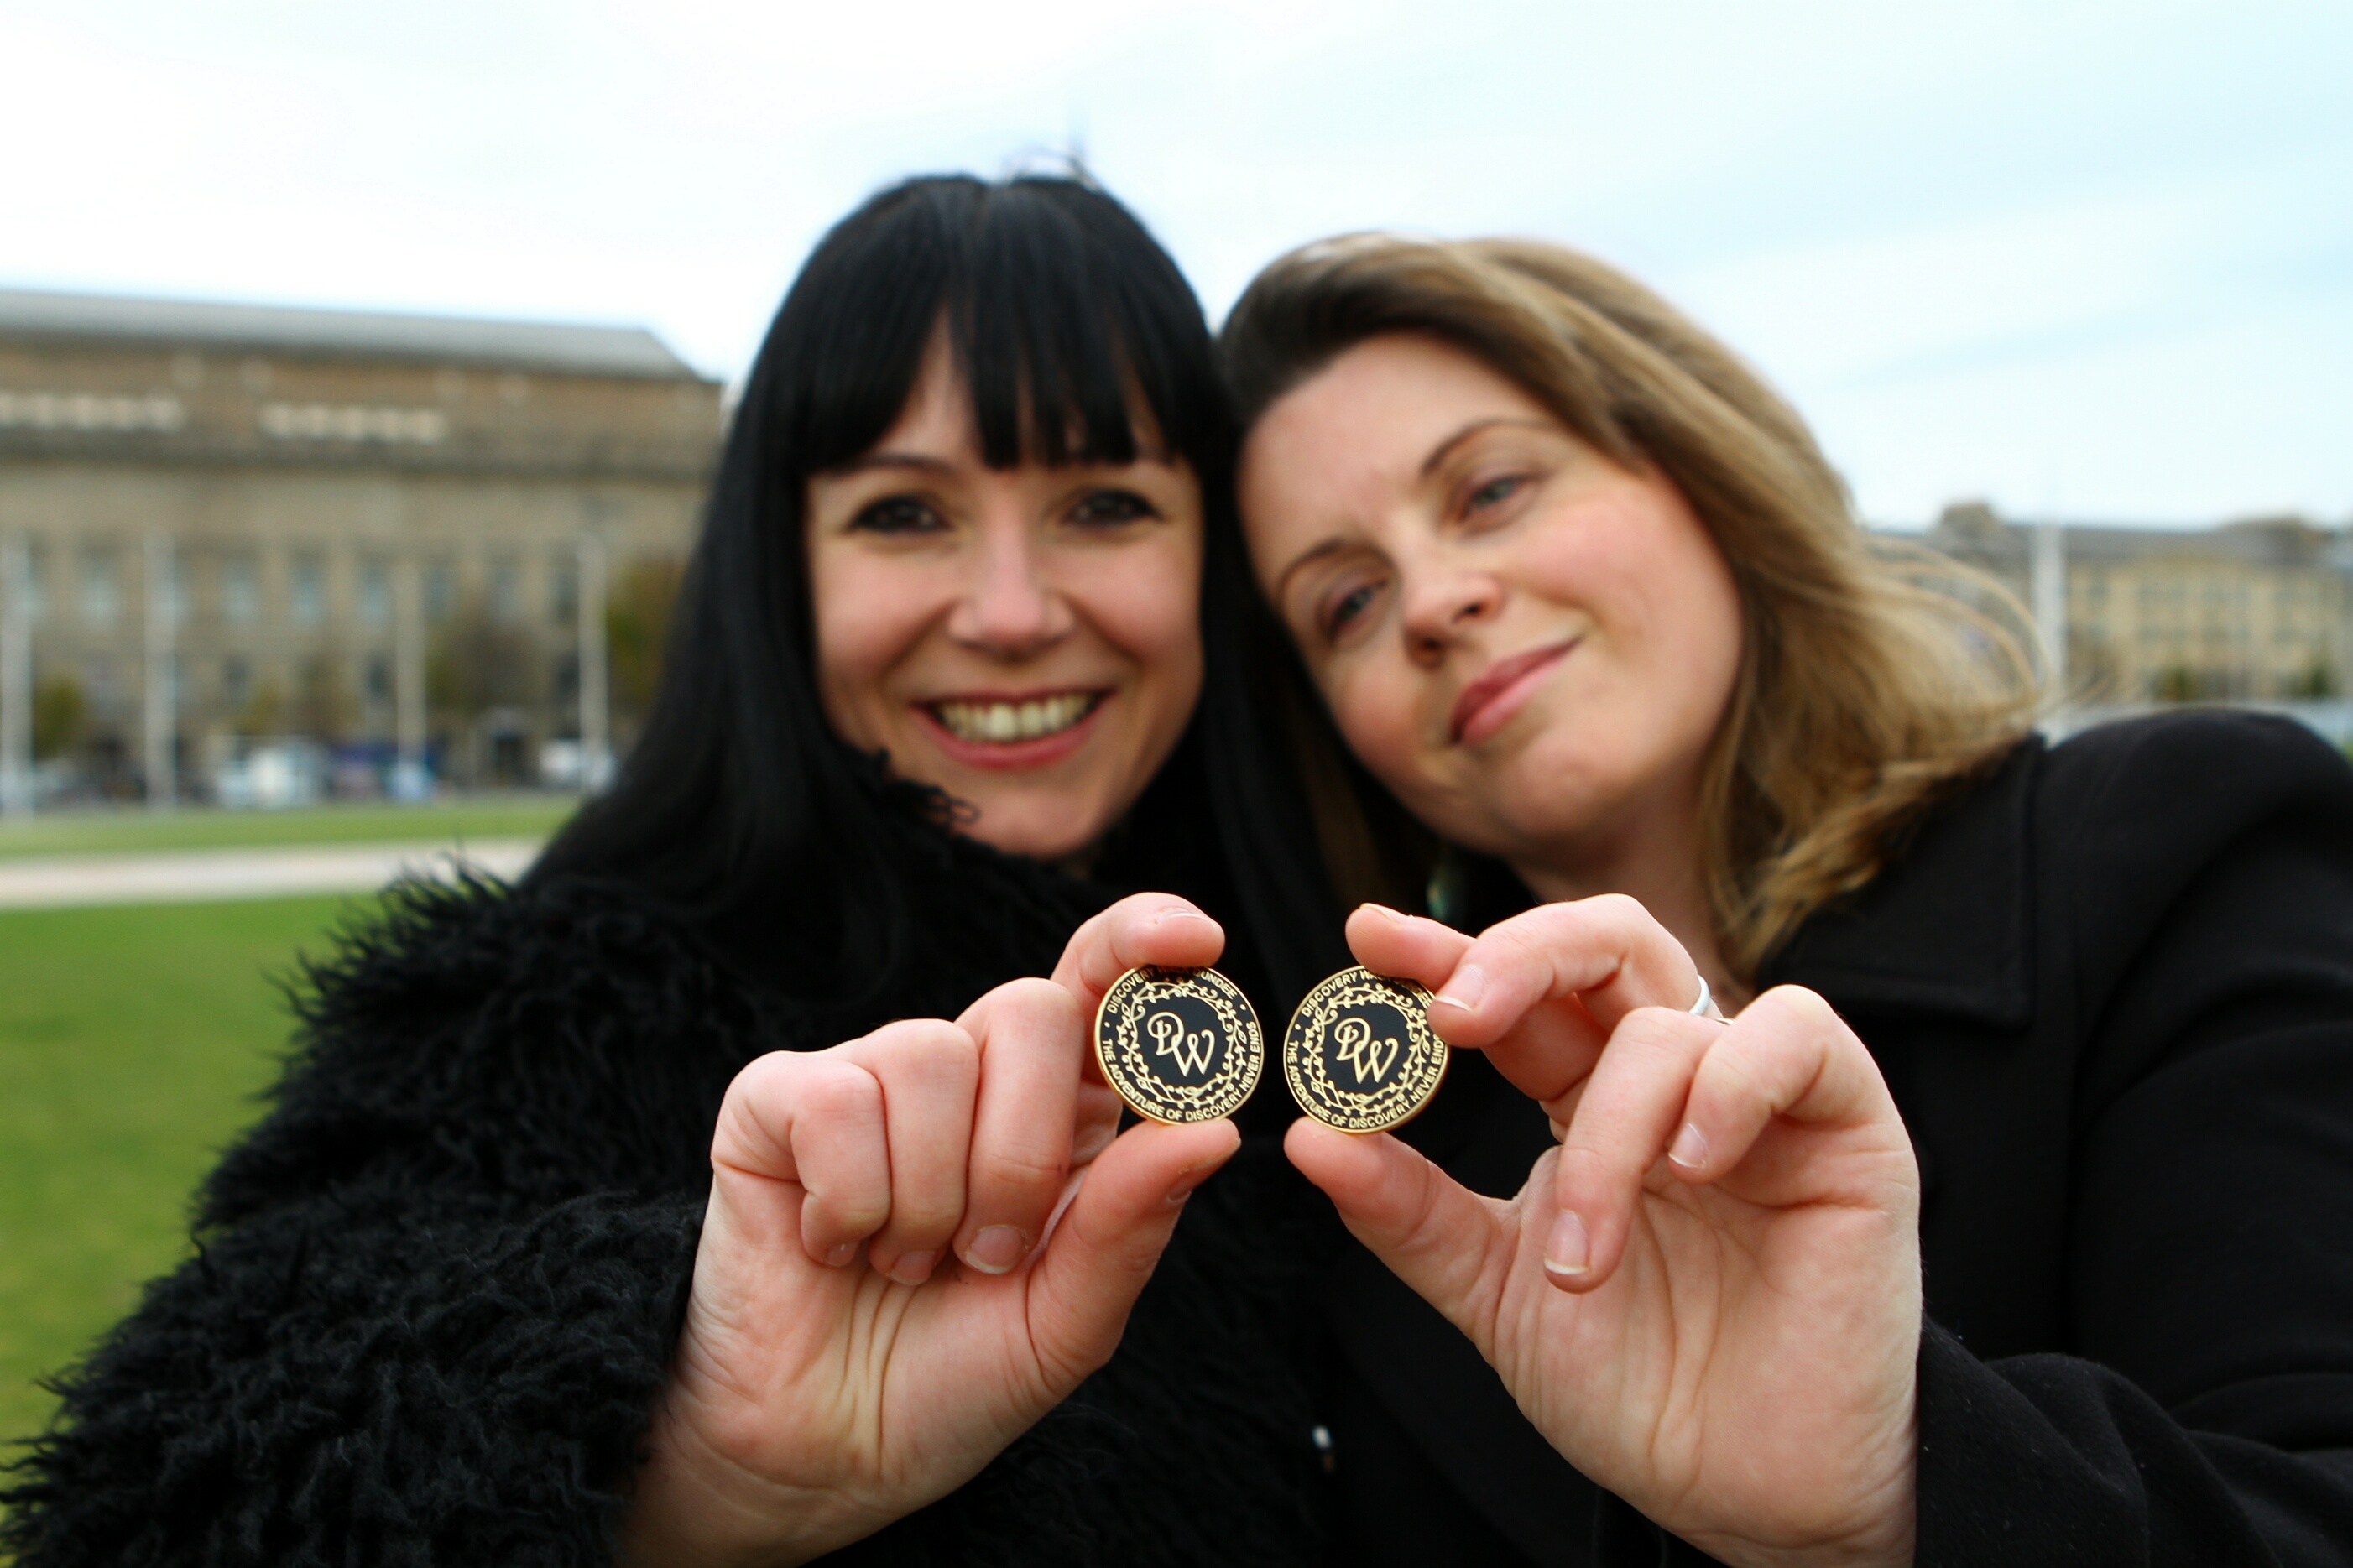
[423,560,456,623]
[359,560,392,628]
[223,555,260,625]
[552,654,579,703]
[488,557,522,623]
[292,552,326,628]
[365,654,393,705]
[223,654,252,709]
[550,557,578,625]
[79,547,119,628]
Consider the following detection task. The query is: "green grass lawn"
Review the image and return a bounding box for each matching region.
[0,796,578,861]
[0,895,368,1451]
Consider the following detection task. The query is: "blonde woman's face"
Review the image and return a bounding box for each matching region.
[1237,333,1744,873]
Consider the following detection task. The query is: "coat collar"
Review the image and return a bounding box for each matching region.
[1761,737,2041,1031]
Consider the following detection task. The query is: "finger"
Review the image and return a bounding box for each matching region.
[712,1050,892,1267]
[1348,902,1606,1109]
[1665,986,1909,1204]
[839,1020,978,1285]
[1284,1118,1513,1354]
[1547,1008,1719,1292]
[1049,893,1226,1013]
[1426,895,1701,1046]
[1020,1118,1242,1392]
[1343,901,1474,987]
[954,977,1086,1276]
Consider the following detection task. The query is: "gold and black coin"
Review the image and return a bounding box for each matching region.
[1283,966,1449,1133]
[1094,966,1265,1125]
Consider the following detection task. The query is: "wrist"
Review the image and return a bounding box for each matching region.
[618,1390,880,1568]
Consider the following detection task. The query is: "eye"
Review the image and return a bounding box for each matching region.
[1464,473,1525,514]
[1320,579,1383,641]
[1067,487,1160,528]
[848,495,945,535]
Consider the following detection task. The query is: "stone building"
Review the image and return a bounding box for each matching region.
[1923,503,2352,704]
[0,288,723,805]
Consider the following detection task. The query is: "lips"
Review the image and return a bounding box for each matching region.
[928,690,1101,743]
[1450,639,1578,745]
[913,688,1111,770]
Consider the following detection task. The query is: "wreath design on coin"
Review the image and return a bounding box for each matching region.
[1283,966,1448,1133]
[1095,966,1264,1125]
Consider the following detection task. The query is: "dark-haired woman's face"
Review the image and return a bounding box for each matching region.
[1236,333,1741,874]
[807,341,1205,861]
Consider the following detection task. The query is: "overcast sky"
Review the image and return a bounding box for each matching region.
[2,0,2345,526]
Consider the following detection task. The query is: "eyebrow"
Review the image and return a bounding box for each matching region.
[1419,416,1553,479]
[1270,416,1555,604]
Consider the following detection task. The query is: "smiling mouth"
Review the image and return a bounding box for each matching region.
[1449,639,1578,744]
[926,691,1105,744]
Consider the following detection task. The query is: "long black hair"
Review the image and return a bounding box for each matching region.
[530,172,1340,1003]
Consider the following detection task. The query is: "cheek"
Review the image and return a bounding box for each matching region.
[1326,659,1421,781]
[808,554,934,723]
[1075,539,1203,687]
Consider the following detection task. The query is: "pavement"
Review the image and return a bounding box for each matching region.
[0,838,544,910]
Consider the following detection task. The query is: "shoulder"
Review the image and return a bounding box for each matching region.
[2038,709,2353,847]
[201,872,776,1225]
[2035,712,2353,968]
[1766,712,2353,1021]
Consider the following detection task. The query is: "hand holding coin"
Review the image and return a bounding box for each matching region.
[1284,898,1923,1568]
[627,895,1241,1565]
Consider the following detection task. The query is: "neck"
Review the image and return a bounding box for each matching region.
[1507,784,1748,1012]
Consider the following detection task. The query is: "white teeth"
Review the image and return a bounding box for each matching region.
[933,692,1097,743]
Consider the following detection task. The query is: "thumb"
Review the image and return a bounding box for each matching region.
[1284,1119,1511,1350]
[1020,1118,1240,1387]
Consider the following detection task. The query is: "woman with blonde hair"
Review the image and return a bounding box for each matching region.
[1220,234,2353,1564]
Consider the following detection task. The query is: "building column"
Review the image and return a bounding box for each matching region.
[395,554,427,792]
[143,529,176,811]
[2032,518,2068,703]
[577,530,610,790]
[1,533,29,818]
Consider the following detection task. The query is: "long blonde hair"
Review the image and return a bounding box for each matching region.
[1219,233,2039,977]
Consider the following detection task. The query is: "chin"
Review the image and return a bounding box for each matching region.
[957,799,1106,862]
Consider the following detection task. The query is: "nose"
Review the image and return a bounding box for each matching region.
[1399,563,1501,664]
[946,512,1072,658]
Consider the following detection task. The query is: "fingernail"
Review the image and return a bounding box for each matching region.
[1359,902,1409,925]
[1668,1122,1709,1170]
[1152,909,1218,933]
[1432,963,1486,1016]
[885,1250,938,1285]
[963,1225,1030,1275]
[1164,1159,1222,1206]
[1543,1211,1590,1278]
[823,1242,858,1268]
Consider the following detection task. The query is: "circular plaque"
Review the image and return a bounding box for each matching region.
[1283,966,1449,1133]
[1093,966,1265,1125]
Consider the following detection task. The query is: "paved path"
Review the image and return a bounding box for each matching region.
[0,838,543,910]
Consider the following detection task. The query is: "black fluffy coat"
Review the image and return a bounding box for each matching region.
[2,823,1331,1565]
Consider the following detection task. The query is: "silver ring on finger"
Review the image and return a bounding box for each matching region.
[1688,973,1724,1022]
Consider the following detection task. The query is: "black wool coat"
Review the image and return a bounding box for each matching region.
[0,819,1333,1566]
[1320,711,2353,1565]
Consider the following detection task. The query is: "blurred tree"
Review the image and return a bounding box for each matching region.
[292,650,357,740]
[429,597,539,722]
[233,679,286,738]
[32,675,86,760]
[606,557,683,728]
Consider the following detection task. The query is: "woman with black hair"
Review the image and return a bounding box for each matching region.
[2,175,1328,1566]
